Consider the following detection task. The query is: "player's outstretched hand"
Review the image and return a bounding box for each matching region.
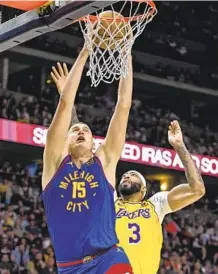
[168,120,184,148]
[51,62,69,95]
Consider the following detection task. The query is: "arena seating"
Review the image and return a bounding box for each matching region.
[1,83,218,157]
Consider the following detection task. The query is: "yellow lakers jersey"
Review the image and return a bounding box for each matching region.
[115,192,172,274]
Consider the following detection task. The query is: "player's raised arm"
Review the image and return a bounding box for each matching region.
[96,55,133,186]
[43,48,88,188]
[46,48,88,151]
[167,120,205,211]
[47,49,88,149]
[51,63,79,125]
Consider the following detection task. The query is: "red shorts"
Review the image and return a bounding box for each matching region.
[106,263,134,274]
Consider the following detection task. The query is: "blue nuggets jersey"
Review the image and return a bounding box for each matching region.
[41,155,118,263]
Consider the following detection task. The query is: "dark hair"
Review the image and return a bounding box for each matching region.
[71,107,79,125]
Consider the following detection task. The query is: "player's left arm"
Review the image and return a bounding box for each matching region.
[167,120,206,212]
[96,55,133,185]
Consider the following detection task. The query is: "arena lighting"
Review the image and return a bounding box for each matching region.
[160,181,168,191]
[146,174,173,182]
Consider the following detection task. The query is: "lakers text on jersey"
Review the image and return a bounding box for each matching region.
[116,200,163,274]
[115,191,172,274]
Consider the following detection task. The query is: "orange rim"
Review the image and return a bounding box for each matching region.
[0,0,48,11]
[80,0,156,23]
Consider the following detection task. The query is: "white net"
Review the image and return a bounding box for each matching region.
[79,0,157,87]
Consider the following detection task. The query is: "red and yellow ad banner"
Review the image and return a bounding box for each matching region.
[0,118,218,177]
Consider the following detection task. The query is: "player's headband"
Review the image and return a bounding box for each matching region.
[124,170,147,187]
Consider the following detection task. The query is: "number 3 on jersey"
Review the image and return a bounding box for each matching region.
[128,223,141,244]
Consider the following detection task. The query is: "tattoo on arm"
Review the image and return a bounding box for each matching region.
[176,145,204,188]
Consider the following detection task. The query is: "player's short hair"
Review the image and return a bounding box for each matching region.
[71,107,79,125]
[69,107,91,132]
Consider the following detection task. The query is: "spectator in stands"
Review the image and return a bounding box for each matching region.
[0,254,19,274]
[41,257,57,274]
[11,243,30,273]
[0,179,10,203]
[32,252,46,273]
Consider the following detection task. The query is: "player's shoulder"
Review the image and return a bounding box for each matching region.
[148,191,172,223]
[148,191,169,205]
[114,197,124,206]
[114,198,132,209]
[42,153,70,191]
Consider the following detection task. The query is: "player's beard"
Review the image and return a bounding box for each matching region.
[118,182,141,196]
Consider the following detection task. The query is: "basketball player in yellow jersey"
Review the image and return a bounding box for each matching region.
[115,120,206,274]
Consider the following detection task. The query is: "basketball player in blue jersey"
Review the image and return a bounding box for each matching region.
[41,45,134,274]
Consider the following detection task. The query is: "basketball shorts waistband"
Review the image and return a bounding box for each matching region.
[57,245,117,267]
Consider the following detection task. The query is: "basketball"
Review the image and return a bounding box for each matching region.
[94,10,129,50]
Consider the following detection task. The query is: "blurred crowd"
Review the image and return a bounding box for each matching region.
[1,79,218,157]
[0,160,218,274]
[149,2,218,43]
[0,89,54,128]
[159,206,218,274]
[0,160,57,274]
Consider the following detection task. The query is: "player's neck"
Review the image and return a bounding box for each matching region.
[71,152,93,168]
[123,194,141,203]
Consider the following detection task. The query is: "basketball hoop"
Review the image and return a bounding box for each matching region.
[79,0,157,87]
